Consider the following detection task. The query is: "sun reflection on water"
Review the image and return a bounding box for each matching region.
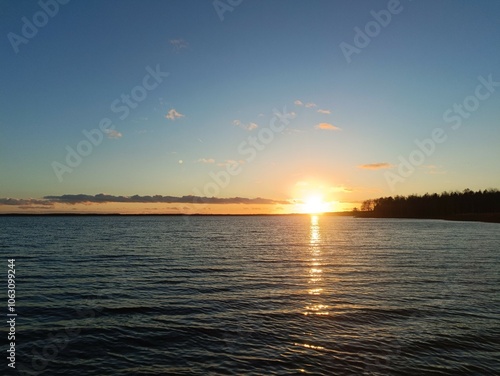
[304,215,329,316]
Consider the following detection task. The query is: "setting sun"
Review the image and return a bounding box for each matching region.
[301,195,332,214]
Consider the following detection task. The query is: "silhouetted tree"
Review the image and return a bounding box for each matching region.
[358,189,500,218]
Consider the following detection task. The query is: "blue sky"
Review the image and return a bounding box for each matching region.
[1,0,500,213]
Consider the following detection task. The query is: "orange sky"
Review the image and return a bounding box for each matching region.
[0,200,356,215]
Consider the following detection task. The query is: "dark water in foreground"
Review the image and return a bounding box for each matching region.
[1,216,499,375]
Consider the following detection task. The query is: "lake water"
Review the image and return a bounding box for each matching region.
[1,215,499,375]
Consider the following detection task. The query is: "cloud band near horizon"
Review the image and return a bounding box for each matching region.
[0,194,291,207]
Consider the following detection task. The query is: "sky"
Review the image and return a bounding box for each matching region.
[1,0,500,214]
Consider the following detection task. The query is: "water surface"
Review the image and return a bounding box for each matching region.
[1,216,499,375]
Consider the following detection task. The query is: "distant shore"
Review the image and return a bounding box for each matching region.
[0,212,349,217]
[1,211,499,223]
[354,211,500,224]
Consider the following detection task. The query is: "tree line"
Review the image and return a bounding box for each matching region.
[356,189,500,218]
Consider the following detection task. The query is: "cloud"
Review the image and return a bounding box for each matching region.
[105,129,122,139]
[233,120,258,131]
[420,165,446,175]
[358,163,394,170]
[217,159,244,167]
[165,109,184,120]
[317,109,331,114]
[295,100,318,108]
[315,123,341,131]
[18,205,53,210]
[169,38,188,52]
[0,198,53,206]
[284,128,305,135]
[328,186,354,193]
[197,158,215,164]
[40,194,289,205]
[0,194,293,208]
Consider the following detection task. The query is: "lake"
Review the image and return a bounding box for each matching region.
[1,215,499,375]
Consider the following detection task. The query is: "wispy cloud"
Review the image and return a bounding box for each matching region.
[165,108,184,120]
[233,120,258,131]
[305,102,317,108]
[105,129,122,139]
[315,123,341,131]
[217,159,244,167]
[328,186,354,193]
[358,163,394,170]
[420,165,446,175]
[246,122,258,131]
[197,158,215,164]
[169,38,188,52]
[294,100,303,106]
[317,109,331,114]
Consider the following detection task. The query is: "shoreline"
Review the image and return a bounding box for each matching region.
[354,212,500,224]
[0,211,499,223]
[0,212,351,217]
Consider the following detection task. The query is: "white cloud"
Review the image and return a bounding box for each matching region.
[294,100,303,106]
[217,159,243,167]
[105,129,122,139]
[197,158,215,164]
[165,109,184,120]
[233,120,258,131]
[305,102,317,108]
[169,38,188,52]
[317,109,331,114]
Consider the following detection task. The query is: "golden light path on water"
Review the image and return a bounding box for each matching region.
[304,214,329,316]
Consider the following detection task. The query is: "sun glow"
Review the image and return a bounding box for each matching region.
[300,195,331,214]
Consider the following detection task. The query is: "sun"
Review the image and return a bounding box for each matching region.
[301,195,331,214]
